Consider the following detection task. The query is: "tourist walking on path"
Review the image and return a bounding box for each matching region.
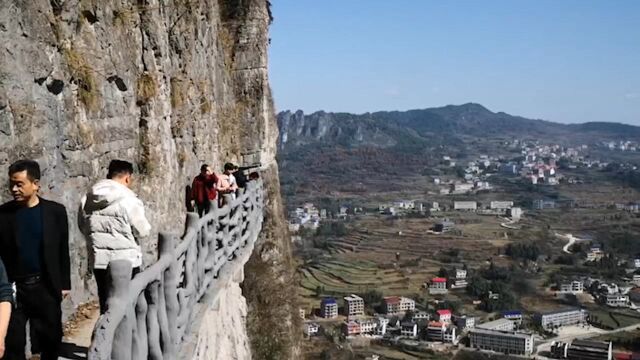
[0,160,70,360]
[0,259,13,359]
[79,160,151,314]
[217,162,238,204]
[190,164,218,217]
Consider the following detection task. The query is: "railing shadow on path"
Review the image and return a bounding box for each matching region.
[59,342,89,360]
[86,180,264,360]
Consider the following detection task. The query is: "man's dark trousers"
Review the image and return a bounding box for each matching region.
[196,200,211,217]
[6,277,62,360]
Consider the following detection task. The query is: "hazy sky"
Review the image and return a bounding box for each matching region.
[268,0,640,125]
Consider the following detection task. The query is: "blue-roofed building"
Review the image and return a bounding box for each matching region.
[503,310,523,324]
[321,297,338,318]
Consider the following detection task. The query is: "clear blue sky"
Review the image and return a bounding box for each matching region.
[268,0,640,125]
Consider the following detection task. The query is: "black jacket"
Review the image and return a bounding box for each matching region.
[0,259,12,304]
[0,198,70,298]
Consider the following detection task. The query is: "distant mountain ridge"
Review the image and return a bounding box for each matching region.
[277,103,640,150]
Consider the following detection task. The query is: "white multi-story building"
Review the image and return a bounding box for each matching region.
[304,323,319,337]
[605,294,629,307]
[374,318,388,336]
[357,319,378,334]
[587,245,605,262]
[344,294,365,317]
[454,201,477,211]
[400,321,418,338]
[426,321,447,341]
[535,308,588,329]
[490,201,514,211]
[452,268,467,288]
[508,207,523,220]
[455,315,475,329]
[452,183,474,194]
[413,311,430,320]
[383,296,415,314]
[469,328,534,356]
[444,326,458,344]
[558,281,584,294]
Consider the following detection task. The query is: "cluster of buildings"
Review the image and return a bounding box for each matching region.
[433,155,498,195]
[288,202,327,233]
[305,290,633,359]
[602,140,639,152]
[556,276,640,309]
[427,269,468,294]
[449,200,523,219]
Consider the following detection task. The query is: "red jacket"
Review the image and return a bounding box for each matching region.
[191,174,217,204]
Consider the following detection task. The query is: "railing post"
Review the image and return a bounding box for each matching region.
[184,212,200,235]
[159,232,179,357]
[108,260,134,360]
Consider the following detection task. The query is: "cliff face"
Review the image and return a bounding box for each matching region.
[0,0,298,358]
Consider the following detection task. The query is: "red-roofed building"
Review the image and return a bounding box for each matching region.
[383,296,416,314]
[429,277,448,295]
[384,296,401,314]
[436,309,452,323]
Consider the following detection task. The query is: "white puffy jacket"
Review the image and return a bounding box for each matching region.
[79,179,151,270]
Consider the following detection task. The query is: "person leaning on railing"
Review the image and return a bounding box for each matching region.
[78,160,152,315]
[0,258,12,359]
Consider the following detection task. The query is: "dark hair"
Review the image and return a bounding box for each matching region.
[224,162,235,171]
[8,159,41,181]
[200,164,209,172]
[107,160,134,179]
[249,172,260,180]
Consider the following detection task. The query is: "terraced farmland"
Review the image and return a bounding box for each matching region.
[298,215,511,310]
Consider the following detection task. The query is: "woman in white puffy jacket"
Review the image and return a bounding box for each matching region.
[78,160,151,314]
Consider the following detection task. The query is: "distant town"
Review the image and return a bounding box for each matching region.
[283,134,640,360]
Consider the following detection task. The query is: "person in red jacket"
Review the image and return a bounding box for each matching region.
[190,164,218,217]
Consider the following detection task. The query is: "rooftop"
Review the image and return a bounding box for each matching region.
[345,294,363,301]
[321,297,337,305]
[477,318,514,330]
[570,339,611,351]
[470,328,533,339]
[502,310,522,316]
[437,309,451,316]
[539,307,584,316]
[432,277,447,283]
[384,296,401,304]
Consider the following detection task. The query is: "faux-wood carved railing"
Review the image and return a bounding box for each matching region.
[87,180,264,360]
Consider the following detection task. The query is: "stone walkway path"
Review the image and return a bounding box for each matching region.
[58,302,100,359]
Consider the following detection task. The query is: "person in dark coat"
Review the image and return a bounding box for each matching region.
[190,164,218,217]
[0,160,70,360]
[0,259,13,359]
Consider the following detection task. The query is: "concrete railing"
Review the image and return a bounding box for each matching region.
[88,180,264,360]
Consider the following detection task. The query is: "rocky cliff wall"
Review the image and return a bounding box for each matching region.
[0,0,298,358]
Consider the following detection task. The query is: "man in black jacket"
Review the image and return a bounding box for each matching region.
[0,160,70,360]
[0,259,13,359]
